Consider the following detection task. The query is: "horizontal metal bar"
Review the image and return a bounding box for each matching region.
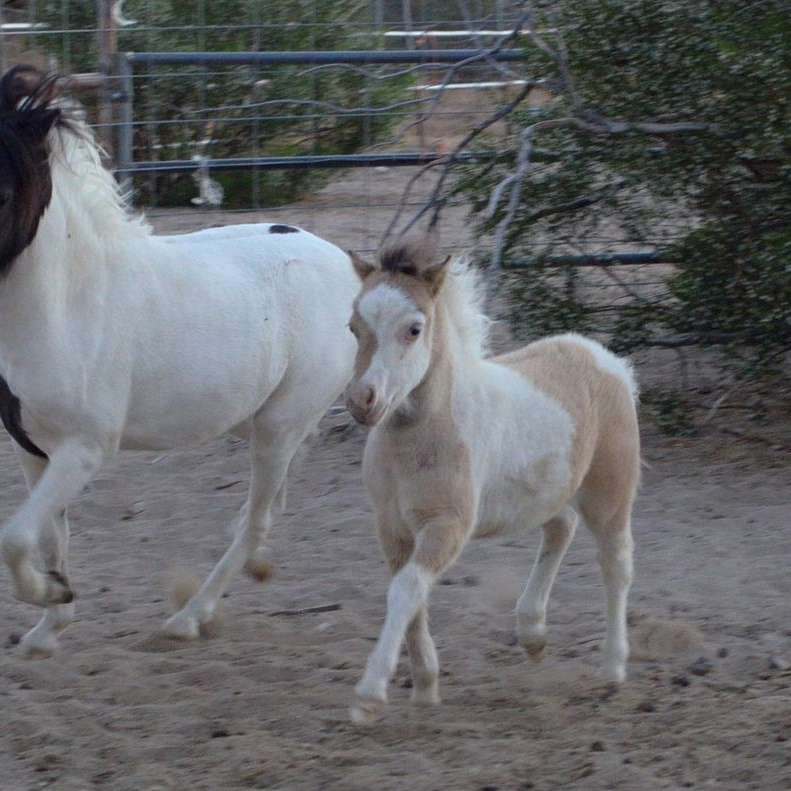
[115,150,501,175]
[126,49,527,66]
[506,252,677,268]
[381,29,553,37]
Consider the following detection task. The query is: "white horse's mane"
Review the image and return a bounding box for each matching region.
[48,107,151,240]
[441,255,492,359]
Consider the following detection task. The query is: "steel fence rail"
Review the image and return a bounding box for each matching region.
[115,150,495,175]
[126,48,528,66]
[114,46,531,190]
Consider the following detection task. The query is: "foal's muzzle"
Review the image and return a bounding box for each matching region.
[345,382,386,426]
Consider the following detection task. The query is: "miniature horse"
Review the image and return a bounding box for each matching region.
[0,66,359,657]
[345,239,640,724]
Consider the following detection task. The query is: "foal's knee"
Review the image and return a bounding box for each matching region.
[412,517,468,576]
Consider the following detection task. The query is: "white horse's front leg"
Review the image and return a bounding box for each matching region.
[2,440,103,608]
[12,446,76,658]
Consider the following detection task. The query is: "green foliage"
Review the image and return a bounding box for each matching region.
[32,1,410,206]
[641,389,698,437]
[458,1,791,371]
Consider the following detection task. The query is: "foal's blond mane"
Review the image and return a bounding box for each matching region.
[440,256,491,359]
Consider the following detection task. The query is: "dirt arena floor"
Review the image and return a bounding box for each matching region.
[1,170,790,790]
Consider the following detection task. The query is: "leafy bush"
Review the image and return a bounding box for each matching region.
[457,1,790,373]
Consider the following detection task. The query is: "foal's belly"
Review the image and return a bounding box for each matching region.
[473,458,572,538]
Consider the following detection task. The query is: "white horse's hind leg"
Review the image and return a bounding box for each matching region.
[162,408,306,640]
[13,447,75,658]
[589,505,634,683]
[516,507,577,660]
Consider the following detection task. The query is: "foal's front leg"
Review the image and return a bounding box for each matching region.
[1,440,103,608]
[351,516,466,725]
[377,526,441,707]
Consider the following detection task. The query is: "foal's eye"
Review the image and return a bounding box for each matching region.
[348,323,358,337]
[408,324,422,339]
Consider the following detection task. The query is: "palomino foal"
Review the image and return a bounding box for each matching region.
[0,67,359,657]
[345,239,640,724]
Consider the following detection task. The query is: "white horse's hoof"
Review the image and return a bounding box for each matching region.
[244,550,274,584]
[13,569,74,608]
[350,695,386,726]
[45,570,75,604]
[161,611,200,641]
[19,632,59,659]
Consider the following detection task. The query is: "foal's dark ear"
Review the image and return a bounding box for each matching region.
[349,251,377,281]
[420,254,452,296]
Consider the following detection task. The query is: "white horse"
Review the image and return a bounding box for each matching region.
[0,66,359,657]
[345,238,640,724]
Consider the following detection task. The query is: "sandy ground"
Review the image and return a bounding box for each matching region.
[1,407,789,791]
[1,164,790,790]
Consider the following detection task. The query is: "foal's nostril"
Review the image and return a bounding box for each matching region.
[364,387,375,408]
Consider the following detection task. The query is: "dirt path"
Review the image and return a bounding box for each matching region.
[0,407,789,790]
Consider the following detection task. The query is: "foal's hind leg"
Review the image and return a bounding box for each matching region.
[516,507,577,661]
[162,405,307,640]
[583,502,634,683]
[13,446,75,658]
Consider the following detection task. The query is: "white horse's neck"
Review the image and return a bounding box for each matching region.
[0,124,149,366]
[46,123,149,258]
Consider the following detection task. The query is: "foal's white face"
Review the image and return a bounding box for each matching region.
[346,283,433,426]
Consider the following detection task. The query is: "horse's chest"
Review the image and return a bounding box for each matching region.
[365,427,474,524]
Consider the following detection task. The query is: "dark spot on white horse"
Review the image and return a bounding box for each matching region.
[268,224,298,234]
[0,375,47,458]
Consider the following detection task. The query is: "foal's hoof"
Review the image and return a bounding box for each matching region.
[161,612,200,641]
[47,571,75,605]
[411,686,441,706]
[518,634,547,663]
[523,641,547,663]
[604,663,627,684]
[350,695,386,726]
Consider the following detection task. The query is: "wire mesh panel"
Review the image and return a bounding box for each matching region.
[0,1,530,252]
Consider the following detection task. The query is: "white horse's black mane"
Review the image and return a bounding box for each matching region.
[0,66,69,277]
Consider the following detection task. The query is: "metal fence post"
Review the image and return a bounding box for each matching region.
[115,52,134,197]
